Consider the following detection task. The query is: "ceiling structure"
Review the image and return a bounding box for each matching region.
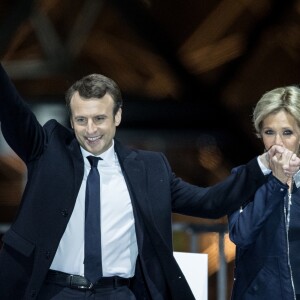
[1,0,300,152]
[0,0,299,185]
[1,1,300,297]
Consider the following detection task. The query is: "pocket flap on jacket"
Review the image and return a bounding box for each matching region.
[2,229,34,257]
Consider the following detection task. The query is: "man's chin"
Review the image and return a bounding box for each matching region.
[87,144,105,156]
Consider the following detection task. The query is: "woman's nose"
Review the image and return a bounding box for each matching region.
[275,134,283,145]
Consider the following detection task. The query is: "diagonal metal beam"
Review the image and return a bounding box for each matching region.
[110,0,211,102]
[30,9,66,61]
[66,0,105,59]
[3,0,105,78]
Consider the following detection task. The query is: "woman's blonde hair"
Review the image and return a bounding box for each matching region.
[253,86,300,137]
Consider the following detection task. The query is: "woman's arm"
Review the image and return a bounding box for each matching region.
[228,175,287,248]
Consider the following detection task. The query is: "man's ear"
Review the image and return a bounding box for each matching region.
[115,108,122,126]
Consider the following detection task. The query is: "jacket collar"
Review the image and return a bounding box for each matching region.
[293,170,300,189]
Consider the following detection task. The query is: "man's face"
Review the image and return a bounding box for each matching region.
[70,91,122,155]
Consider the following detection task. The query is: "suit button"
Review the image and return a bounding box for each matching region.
[30,290,36,297]
[61,210,68,217]
[45,251,51,259]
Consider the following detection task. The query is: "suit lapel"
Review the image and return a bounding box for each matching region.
[114,140,151,249]
[67,136,84,201]
[114,140,148,212]
[114,140,195,299]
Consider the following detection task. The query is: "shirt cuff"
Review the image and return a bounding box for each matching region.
[257,156,271,175]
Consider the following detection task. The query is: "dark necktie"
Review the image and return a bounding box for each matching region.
[84,155,102,283]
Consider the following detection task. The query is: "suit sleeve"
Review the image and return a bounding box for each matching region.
[170,155,269,218]
[0,64,45,162]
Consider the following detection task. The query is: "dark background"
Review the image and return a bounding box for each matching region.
[1,0,300,299]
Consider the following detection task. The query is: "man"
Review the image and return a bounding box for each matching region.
[0,64,298,300]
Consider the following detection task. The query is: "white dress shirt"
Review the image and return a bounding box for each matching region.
[50,140,138,278]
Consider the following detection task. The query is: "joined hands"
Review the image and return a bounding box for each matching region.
[259,145,300,184]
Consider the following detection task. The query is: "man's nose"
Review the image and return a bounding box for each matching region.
[86,120,97,133]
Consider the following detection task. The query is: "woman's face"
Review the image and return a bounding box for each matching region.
[261,110,300,154]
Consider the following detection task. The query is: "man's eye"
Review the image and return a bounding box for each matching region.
[94,117,105,123]
[75,118,86,124]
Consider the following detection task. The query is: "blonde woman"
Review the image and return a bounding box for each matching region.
[229,86,300,300]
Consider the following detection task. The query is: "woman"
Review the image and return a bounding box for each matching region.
[228,86,300,300]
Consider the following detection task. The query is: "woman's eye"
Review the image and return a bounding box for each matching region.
[283,130,293,135]
[264,130,274,135]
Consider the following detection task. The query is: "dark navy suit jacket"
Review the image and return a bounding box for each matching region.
[0,64,266,299]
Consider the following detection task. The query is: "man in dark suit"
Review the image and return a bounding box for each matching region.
[0,64,298,300]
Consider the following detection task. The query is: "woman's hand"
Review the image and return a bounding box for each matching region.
[266,145,300,184]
